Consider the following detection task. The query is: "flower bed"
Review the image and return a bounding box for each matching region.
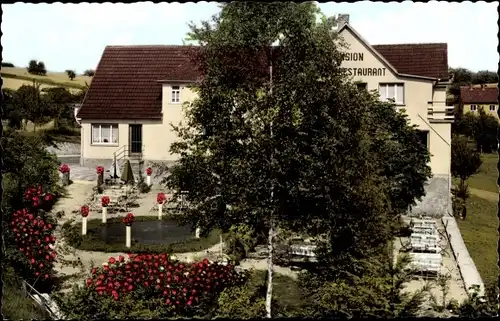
[55,254,246,319]
[61,216,221,254]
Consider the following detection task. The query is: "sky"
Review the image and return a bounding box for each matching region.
[2,1,498,74]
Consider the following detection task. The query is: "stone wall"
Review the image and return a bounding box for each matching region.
[408,174,451,218]
[46,142,81,156]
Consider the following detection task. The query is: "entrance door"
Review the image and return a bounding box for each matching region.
[129,124,142,155]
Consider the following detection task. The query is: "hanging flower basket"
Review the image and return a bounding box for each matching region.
[80,205,90,218]
[122,212,135,226]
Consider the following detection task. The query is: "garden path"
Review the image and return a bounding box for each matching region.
[468,187,497,202]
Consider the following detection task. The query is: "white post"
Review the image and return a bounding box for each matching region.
[147,175,152,187]
[158,203,163,220]
[195,227,200,239]
[82,217,87,236]
[102,207,107,223]
[126,226,131,248]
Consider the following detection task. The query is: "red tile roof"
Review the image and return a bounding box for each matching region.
[460,86,499,104]
[78,45,200,120]
[79,43,449,120]
[372,43,449,80]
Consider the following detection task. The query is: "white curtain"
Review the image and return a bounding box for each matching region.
[112,125,118,143]
[378,84,387,101]
[92,125,100,143]
[387,85,395,100]
[101,126,111,143]
[396,85,404,104]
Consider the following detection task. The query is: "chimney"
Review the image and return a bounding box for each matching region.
[337,14,350,30]
[338,13,350,24]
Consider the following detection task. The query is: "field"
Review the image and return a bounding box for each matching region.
[1,66,91,91]
[456,153,498,289]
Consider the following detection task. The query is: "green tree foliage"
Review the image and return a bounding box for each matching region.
[455,108,498,153]
[161,2,431,315]
[1,61,15,67]
[66,69,76,80]
[15,81,53,131]
[472,70,498,84]
[43,86,80,128]
[166,0,430,266]
[451,134,482,201]
[83,69,96,76]
[27,59,47,75]
[2,88,23,129]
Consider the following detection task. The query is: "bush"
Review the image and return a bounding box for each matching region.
[65,69,76,80]
[2,61,15,67]
[83,69,95,77]
[2,130,62,292]
[299,253,429,318]
[54,254,245,319]
[61,216,222,254]
[27,59,47,76]
[224,224,259,263]
[216,269,308,318]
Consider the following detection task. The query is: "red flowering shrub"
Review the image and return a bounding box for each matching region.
[122,213,135,226]
[96,166,105,175]
[23,185,56,211]
[101,196,110,207]
[76,254,244,317]
[157,193,167,204]
[146,167,153,176]
[81,205,90,218]
[8,186,58,282]
[59,164,70,174]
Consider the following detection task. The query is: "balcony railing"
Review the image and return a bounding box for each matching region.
[427,101,455,121]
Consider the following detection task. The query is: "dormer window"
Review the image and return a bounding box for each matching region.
[171,85,180,103]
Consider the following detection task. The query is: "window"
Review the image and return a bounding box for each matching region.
[470,104,477,111]
[489,104,496,111]
[92,124,118,144]
[379,83,405,105]
[356,82,367,91]
[416,130,429,150]
[171,85,180,103]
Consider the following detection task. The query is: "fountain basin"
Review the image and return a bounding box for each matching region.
[95,219,192,245]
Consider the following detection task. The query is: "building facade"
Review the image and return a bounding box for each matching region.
[459,84,499,118]
[77,19,453,217]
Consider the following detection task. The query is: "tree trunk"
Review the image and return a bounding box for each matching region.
[265,223,274,318]
[33,123,36,132]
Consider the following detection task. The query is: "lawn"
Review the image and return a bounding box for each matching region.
[1,66,91,90]
[457,195,497,288]
[456,152,498,289]
[466,153,498,194]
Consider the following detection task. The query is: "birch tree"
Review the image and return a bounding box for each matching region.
[164,1,431,317]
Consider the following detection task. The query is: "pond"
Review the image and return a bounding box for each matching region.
[95,219,193,245]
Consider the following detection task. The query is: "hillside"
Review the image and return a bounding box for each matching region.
[1,67,92,91]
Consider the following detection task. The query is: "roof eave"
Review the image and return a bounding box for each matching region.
[156,79,196,84]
